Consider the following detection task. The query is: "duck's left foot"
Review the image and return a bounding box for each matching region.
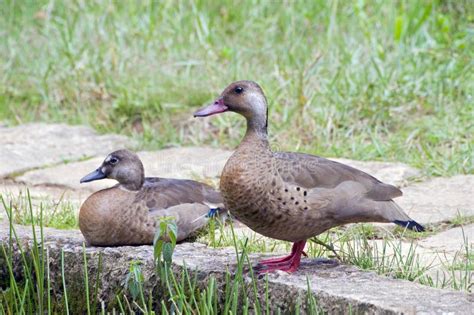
[254,240,306,274]
[257,253,294,265]
[255,259,301,274]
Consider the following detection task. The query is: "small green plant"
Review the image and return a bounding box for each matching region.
[153,217,178,267]
[124,261,149,313]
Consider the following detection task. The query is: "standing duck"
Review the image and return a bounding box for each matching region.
[79,149,224,246]
[194,80,424,273]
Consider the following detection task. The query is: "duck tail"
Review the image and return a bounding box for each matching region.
[369,200,423,232]
[386,201,425,232]
[393,220,425,232]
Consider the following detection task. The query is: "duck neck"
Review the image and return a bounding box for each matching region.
[120,179,143,191]
[241,112,270,150]
[117,167,145,191]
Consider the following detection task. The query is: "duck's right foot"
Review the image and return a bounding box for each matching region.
[206,207,222,218]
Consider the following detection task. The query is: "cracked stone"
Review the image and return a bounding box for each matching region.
[0,123,133,178]
[397,175,474,224]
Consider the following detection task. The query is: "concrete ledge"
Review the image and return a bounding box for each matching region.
[1,222,472,314]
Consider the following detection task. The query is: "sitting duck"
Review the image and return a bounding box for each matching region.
[194,80,424,273]
[79,149,224,246]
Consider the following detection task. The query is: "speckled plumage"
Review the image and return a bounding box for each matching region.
[79,150,224,246]
[194,80,424,272]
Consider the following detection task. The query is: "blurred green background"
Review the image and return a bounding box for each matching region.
[1,0,473,176]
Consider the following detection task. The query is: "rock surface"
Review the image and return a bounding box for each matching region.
[419,224,474,253]
[0,123,132,178]
[397,175,474,224]
[0,221,472,314]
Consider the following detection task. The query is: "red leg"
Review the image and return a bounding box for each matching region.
[258,241,300,264]
[256,240,306,273]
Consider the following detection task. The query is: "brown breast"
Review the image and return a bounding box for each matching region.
[79,187,155,246]
[220,139,341,241]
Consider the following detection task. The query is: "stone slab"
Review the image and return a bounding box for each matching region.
[419,224,474,254]
[0,180,86,203]
[0,222,472,314]
[361,239,456,270]
[16,147,232,192]
[0,123,133,178]
[397,175,474,224]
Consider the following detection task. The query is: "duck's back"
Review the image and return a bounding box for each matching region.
[138,177,223,210]
[273,151,402,200]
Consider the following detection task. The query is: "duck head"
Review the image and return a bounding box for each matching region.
[194,81,268,134]
[80,149,145,191]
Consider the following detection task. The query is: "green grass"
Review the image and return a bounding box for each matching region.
[1,190,78,229]
[1,0,473,176]
[0,195,325,314]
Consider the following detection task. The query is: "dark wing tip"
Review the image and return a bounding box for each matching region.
[393,220,425,232]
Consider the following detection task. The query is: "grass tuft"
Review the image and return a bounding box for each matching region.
[1,191,78,229]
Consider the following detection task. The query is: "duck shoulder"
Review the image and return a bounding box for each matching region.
[274,151,402,201]
[135,177,223,210]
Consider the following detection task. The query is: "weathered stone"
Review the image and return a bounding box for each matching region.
[417,225,474,287]
[331,158,421,187]
[0,123,132,178]
[17,147,231,192]
[0,222,472,314]
[419,224,474,254]
[214,223,472,290]
[356,239,456,270]
[16,157,118,192]
[397,175,474,224]
[0,180,85,202]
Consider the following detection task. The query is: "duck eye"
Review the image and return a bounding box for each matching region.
[109,157,119,165]
[234,86,244,94]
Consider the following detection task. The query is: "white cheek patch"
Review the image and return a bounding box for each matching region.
[248,93,266,116]
[101,166,107,174]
